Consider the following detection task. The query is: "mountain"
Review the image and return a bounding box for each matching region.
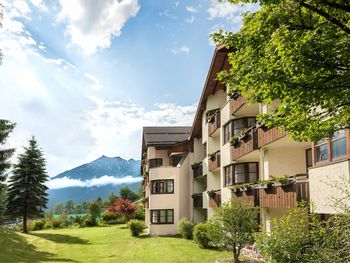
[48,156,141,208]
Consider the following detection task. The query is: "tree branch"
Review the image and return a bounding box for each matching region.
[300,1,350,34]
[320,0,350,13]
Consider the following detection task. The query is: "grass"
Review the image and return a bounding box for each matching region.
[0,225,231,263]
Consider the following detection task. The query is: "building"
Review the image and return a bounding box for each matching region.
[141,127,192,235]
[141,45,350,235]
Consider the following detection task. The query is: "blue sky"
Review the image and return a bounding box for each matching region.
[0,0,258,177]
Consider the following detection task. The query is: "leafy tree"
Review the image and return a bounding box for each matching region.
[119,186,140,201]
[7,136,49,233]
[108,198,138,221]
[65,200,75,214]
[212,0,350,142]
[213,198,259,263]
[53,202,65,215]
[0,119,15,221]
[108,192,118,205]
[87,201,100,225]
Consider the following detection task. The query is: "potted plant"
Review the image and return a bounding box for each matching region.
[191,162,201,170]
[207,113,215,123]
[241,183,253,192]
[257,180,273,189]
[208,152,216,160]
[230,135,240,148]
[274,175,293,187]
[229,185,242,194]
[191,193,202,199]
[207,190,216,199]
[238,128,250,141]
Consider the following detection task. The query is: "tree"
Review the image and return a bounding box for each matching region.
[7,136,49,233]
[65,200,75,214]
[0,119,15,222]
[108,192,118,205]
[119,186,140,201]
[108,198,138,221]
[53,202,64,215]
[213,198,259,263]
[212,0,350,142]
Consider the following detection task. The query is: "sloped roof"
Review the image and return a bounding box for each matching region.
[143,126,191,147]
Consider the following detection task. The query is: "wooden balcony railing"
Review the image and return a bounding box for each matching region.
[258,126,287,148]
[208,111,221,136]
[208,151,221,171]
[232,188,259,206]
[193,194,203,208]
[231,131,258,160]
[259,182,309,209]
[209,191,221,208]
[192,163,203,179]
[230,95,246,115]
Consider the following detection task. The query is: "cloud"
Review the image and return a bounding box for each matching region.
[13,0,31,14]
[159,9,177,20]
[207,1,259,22]
[84,73,103,91]
[170,46,190,55]
[47,175,142,189]
[57,0,140,54]
[186,6,198,13]
[29,0,48,12]
[185,16,196,24]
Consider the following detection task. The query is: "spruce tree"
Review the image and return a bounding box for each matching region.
[0,119,16,222]
[7,136,48,233]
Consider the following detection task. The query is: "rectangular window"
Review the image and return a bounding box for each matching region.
[331,130,347,160]
[223,122,232,144]
[171,155,183,167]
[149,158,163,169]
[232,117,256,136]
[306,148,312,168]
[151,209,174,224]
[151,180,174,194]
[224,163,258,187]
[315,139,329,163]
[203,142,207,157]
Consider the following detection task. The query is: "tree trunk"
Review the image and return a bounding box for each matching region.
[23,211,28,233]
[233,246,240,263]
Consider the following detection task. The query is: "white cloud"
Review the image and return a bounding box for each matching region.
[47,175,142,189]
[207,1,259,22]
[13,0,31,14]
[30,0,48,12]
[171,46,190,55]
[84,73,103,91]
[186,5,198,13]
[185,16,196,24]
[159,9,177,20]
[57,0,140,54]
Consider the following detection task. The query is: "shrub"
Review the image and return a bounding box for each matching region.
[128,219,146,237]
[74,216,84,226]
[178,218,194,240]
[193,222,212,249]
[51,218,62,229]
[102,211,117,222]
[84,214,97,227]
[108,198,138,221]
[44,221,52,229]
[30,220,45,231]
[135,208,145,221]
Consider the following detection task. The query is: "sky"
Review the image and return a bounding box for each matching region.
[0,0,259,178]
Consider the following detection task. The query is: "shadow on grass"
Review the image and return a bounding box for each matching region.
[0,228,78,262]
[30,233,90,245]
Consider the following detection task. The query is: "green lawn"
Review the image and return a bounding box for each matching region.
[0,225,231,263]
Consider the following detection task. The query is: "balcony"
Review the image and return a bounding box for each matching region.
[192,162,203,179]
[232,188,259,206]
[258,126,287,148]
[259,181,309,209]
[192,193,203,208]
[208,151,221,172]
[230,94,245,115]
[231,130,258,160]
[208,111,221,137]
[208,190,221,208]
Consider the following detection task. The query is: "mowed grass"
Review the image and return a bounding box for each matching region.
[0,225,231,263]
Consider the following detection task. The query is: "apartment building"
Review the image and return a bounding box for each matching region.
[141,45,350,235]
[141,127,192,235]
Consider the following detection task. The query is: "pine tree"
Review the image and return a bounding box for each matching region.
[7,136,48,233]
[0,119,16,221]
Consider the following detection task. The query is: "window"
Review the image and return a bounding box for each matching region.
[315,139,329,163]
[306,148,312,168]
[151,209,174,224]
[151,180,174,194]
[332,130,347,159]
[223,122,232,144]
[170,155,182,167]
[223,117,256,145]
[203,142,207,157]
[224,163,258,187]
[149,158,162,169]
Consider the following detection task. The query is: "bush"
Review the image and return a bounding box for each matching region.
[101,211,118,222]
[44,221,52,229]
[51,218,62,229]
[84,214,97,227]
[30,220,45,231]
[178,218,194,240]
[135,208,145,221]
[193,222,212,249]
[74,216,84,226]
[128,219,146,237]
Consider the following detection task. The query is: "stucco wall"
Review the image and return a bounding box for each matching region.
[309,160,350,214]
[178,154,192,221]
[193,138,204,163]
